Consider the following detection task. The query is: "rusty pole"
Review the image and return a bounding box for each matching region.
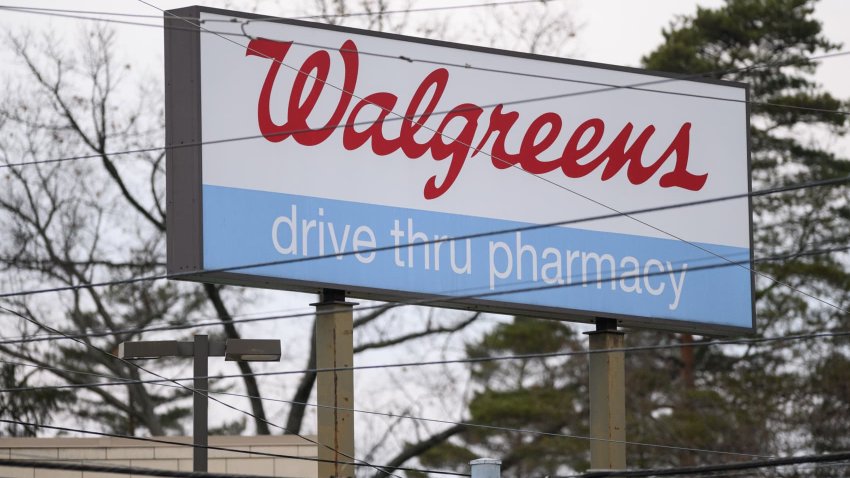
[313,289,356,478]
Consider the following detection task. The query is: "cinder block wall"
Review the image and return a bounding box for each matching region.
[0,435,318,478]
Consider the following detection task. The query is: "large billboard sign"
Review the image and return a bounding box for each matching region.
[165,6,754,334]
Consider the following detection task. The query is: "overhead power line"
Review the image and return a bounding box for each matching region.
[0,174,845,309]
[0,0,561,23]
[0,457,283,478]
[0,2,845,472]
[0,358,773,460]
[0,306,411,478]
[0,1,845,175]
[2,2,849,122]
[3,0,840,324]
[0,0,847,172]
[0,236,846,355]
[2,241,848,393]
[0,305,315,345]
[5,317,850,392]
[0,0,845,409]
[1,246,846,462]
[555,449,850,478]
[127,0,850,322]
[3,0,846,319]
[0,418,468,477]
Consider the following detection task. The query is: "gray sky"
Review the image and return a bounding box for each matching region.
[2,0,846,105]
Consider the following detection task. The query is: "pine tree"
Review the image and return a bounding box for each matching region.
[419,1,849,474]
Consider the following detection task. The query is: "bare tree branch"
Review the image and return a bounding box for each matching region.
[354,312,479,354]
[368,424,466,478]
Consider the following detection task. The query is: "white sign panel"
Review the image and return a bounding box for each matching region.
[166,6,754,334]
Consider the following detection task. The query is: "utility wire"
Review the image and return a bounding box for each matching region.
[2,0,834,323]
[0,306,412,478]
[2,3,849,120]
[0,0,561,23]
[0,229,846,352]
[0,305,315,345]
[112,0,850,322]
[0,5,846,175]
[0,358,774,460]
[1,245,846,462]
[1,2,845,470]
[6,318,850,392]
[3,242,848,393]
[552,449,850,477]
[1,2,849,172]
[0,156,840,326]
[4,0,847,321]
[0,174,845,311]
[0,0,844,404]
[0,457,288,478]
[0,236,845,368]
[1,76,847,171]
[0,418,468,476]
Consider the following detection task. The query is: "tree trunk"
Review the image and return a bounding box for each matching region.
[284,317,318,434]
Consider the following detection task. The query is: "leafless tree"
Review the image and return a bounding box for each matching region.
[0,0,579,471]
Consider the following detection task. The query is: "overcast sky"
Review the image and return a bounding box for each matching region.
[2,0,846,115]
[2,0,848,89]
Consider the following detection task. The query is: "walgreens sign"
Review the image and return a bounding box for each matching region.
[166,7,754,334]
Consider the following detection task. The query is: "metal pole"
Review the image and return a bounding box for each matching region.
[193,334,209,472]
[586,318,626,471]
[313,289,356,478]
[470,458,501,478]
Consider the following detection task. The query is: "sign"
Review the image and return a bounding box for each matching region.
[165,6,754,334]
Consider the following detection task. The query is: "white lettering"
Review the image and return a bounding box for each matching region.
[643,259,665,296]
[667,262,687,310]
[353,226,376,263]
[489,241,513,289]
[271,205,298,255]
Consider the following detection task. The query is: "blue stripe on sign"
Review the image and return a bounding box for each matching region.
[202,185,752,328]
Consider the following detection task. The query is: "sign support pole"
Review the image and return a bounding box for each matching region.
[313,289,356,478]
[586,318,626,471]
[193,334,209,472]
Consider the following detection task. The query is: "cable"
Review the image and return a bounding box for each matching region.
[1,244,845,462]
[100,0,850,323]
[0,418,468,476]
[3,242,848,393]
[0,94,846,174]
[0,0,561,23]
[0,4,847,173]
[1,0,840,394]
[0,305,415,478]
[0,236,845,357]
[1,4,848,121]
[200,390,772,461]
[3,0,835,323]
[551,450,850,477]
[5,0,848,321]
[0,173,845,309]
[0,304,315,345]
[0,357,773,460]
[3,6,846,468]
[0,173,841,341]
[225,39,850,118]
[8,322,850,392]
[0,457,285,478]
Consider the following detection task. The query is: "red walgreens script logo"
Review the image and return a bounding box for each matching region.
[246,38,708,200]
